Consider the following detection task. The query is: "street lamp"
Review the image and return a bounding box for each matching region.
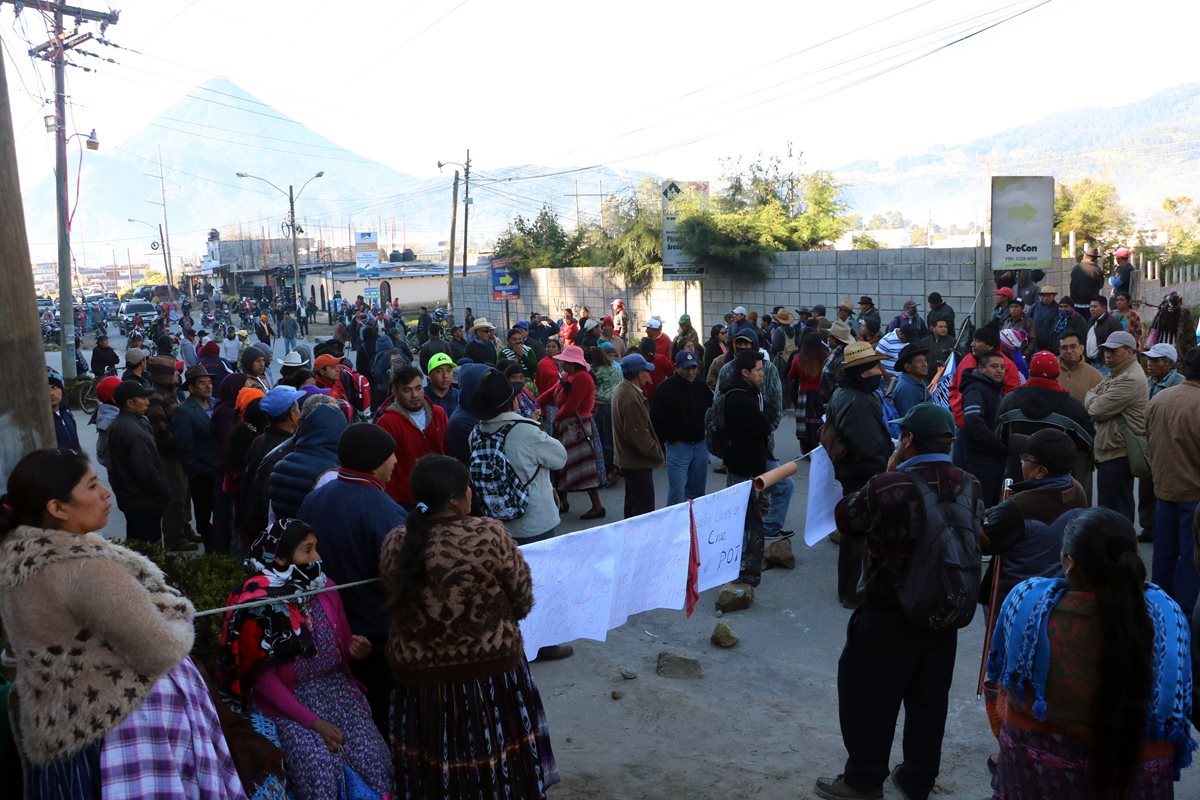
[236,170,324,305]
[128,218,170,291]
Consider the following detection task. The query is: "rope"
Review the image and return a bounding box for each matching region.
[191,577,380,619]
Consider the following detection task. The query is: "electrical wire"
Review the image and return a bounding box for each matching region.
[362,0,472,71]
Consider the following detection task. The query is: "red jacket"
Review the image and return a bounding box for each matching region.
[643,353,674,398]
[651,331,670,360]
[374,397,448,504]
[537,369,595,420]
[535,356,561,398]
[949,351,1021,427]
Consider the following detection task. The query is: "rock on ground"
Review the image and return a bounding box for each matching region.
[655,650,704,679]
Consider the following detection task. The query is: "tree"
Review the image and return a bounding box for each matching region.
[600,181,662,284]
[852,233,883,250]
[1156,195,1200,267]
[1053,178,1133,257]
[492,206,593,271]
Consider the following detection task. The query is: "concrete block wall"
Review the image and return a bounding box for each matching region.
[700,247,987,333]
[450,268,700,336]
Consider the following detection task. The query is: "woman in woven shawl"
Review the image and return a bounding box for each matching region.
[985,508,1196,799]
[0,449,244,799]
[220,519,393,800]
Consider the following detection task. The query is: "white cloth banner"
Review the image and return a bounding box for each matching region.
[518,526,622,661]
[606,503,692,629]
[690,481,753,591]
[804,446,842,546]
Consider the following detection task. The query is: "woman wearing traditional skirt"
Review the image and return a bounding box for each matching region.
[220,518,393,800]
[0,448,245,800]
[537,344,607,519]
[382,455,559,798]
[985,508,1195,799]
[788,326,829,455]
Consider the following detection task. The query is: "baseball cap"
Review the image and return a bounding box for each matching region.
[1114,246,1132,258]
[893,403,956,441]
[620,353,655,373]
[1009,296,1025,306]
[994,287,1015,300]
[646,318,663,330]
[732,331,758,345]
[1142,343,1178,362]
[1029,351,1060,378]
[678,314,691,324]
[1099,331,1137,350]
[427,352,457,372]
[124,347,150,366]
[314,354,342,371]
[674,350,700,368]
[113,380,154,407]
[260,386,307,417]
[732,306,747,315]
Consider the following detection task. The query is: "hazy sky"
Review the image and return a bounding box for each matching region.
[3,0,1197,211]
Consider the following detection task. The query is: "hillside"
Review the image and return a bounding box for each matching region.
[18,78,648,263]
[836,82,1200,223]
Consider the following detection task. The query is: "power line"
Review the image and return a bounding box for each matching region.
[363,0,472,71]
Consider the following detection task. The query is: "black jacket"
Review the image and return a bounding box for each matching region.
[959,370,1006,458]
[825,379,891,488]
[1088,312,1123,356]
[90,345,119,377]
[926,303,956,337]
[464,338,498,366]
[107,410,170,512]
[720,375,772,477]
[1069,259,1104,306]
[650,374,714,444]
[996,384,1094,479]
[172,396,218,478]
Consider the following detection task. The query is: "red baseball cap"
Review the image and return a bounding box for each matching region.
[1029,350,1060,378]
[993,287,1014,300]
[1114,246,1132,259]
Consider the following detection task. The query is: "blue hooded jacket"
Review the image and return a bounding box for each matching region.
[445,364,492,464]
[268,404,348,520]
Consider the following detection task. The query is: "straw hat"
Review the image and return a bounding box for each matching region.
[774,309,794,325]
[470,317,495,332]
[553,344,591,371]
[841,342,885,370]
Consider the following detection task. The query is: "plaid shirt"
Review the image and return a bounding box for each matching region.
[99,658,246,800]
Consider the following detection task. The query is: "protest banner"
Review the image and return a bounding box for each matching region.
[519,525,621,660]
[606,503,692,629]
[690,481,753,591]
[804,446,842,546]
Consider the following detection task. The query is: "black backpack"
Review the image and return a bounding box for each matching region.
[897,473,982,631]
[704,387,746,460]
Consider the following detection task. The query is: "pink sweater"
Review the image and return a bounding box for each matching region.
[250,582,361,728]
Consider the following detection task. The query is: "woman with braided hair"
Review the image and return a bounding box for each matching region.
[985,508,1196,799]
[1148,291,1198,354]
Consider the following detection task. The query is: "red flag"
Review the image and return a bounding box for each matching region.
[685,501,700,616]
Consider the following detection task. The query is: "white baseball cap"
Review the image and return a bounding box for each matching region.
[646,318,663,330]
[732,306,747,315]
[1142,343,1178,362]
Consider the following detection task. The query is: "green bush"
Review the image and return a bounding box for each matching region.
[120,540,246,670]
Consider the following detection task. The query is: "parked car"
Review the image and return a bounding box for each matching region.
[118,300,157,336]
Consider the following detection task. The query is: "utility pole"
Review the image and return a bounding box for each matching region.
[447,169,459,311]
[461,149,470,277]
[8,0,119,379]
[0,45,56,469]
[289,184,300,304]
[156,145,175,295]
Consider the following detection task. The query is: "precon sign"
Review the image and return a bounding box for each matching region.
[990,176,1054,271]
[661,179,710,282]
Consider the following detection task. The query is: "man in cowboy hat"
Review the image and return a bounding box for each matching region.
[825,341,892,608]
[1070,244,1104,316]
[174,365,219,546]
[819,320,856,405]
[857,296,881,335]
[887,299,928,340]
[465,318,499,365]
[836,300,860,337]
[890,342,931,415]
[1030,284,1060,351]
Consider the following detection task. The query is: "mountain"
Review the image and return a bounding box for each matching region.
[835,83,1200,224]
[18,78,648,263]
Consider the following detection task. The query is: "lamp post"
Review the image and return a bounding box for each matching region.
[128,218,169,289]
[236,171,323,306]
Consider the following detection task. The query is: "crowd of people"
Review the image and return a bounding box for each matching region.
[9,263,1200,799]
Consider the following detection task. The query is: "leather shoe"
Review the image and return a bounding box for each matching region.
[890,766,915,800]
[813,775,883,800]
[580,507,606,520]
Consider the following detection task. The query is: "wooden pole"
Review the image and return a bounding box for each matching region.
[0,52,57,474]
